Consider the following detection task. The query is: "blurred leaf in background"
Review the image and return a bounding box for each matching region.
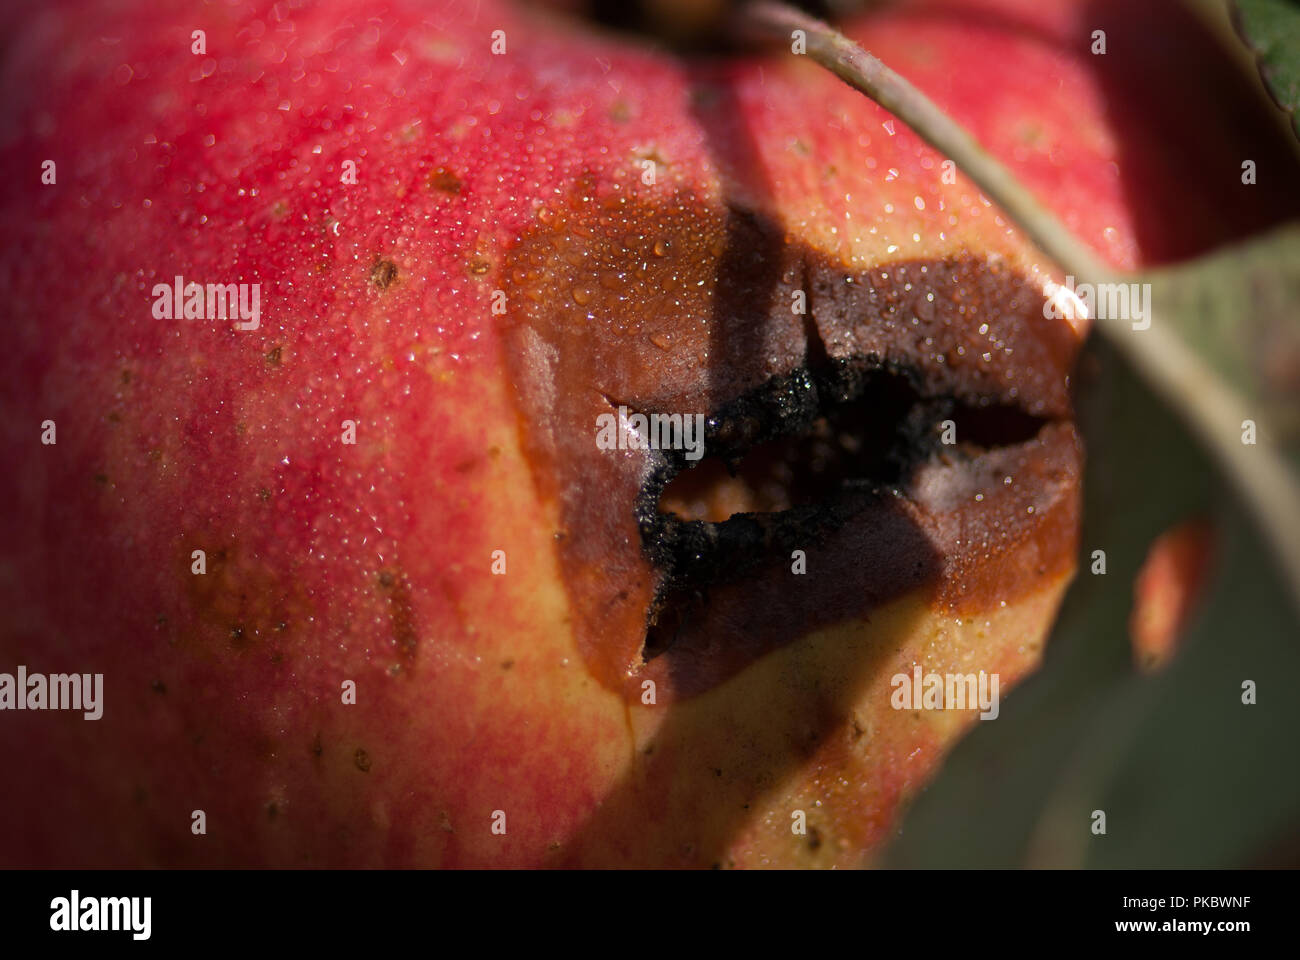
[1233,0,1300,139]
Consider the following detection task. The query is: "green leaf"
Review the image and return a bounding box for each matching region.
[1148,223,1300,458]
[1232,0,1300,139]
[880,336,1300,868]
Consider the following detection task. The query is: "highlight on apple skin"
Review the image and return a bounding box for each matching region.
[1,0,1298,868]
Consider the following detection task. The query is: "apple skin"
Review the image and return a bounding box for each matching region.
[0,0,1296,868]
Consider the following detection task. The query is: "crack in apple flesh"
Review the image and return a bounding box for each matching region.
[642,355,1052,660]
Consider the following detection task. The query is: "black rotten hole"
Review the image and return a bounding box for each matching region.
[635,354,1047,661]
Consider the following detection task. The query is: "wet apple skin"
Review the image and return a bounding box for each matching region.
[1,0,1297,867]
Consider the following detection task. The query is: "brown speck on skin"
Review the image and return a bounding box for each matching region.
[376,567,418,661]
[93,473,108,486]
[807,826,822,851]
[258,487,271,502]
[267,802,279,821]
[265,346,282,366]
[429,166,462,193]
[150,680,166,694]
[354,748,371,772]
[120,369,132,385]
[229,624,246,647]
[501,659,514,671]
[311,733,323,759]
[469,255,491,275]
[370,258,399,290]
[439,811,455,833]
[609,100,632,123]
[1017,120,1045,146]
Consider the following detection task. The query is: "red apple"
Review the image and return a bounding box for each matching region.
[1,0,1296,868]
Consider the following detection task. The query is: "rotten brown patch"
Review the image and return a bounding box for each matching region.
[501,188,1081,702]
